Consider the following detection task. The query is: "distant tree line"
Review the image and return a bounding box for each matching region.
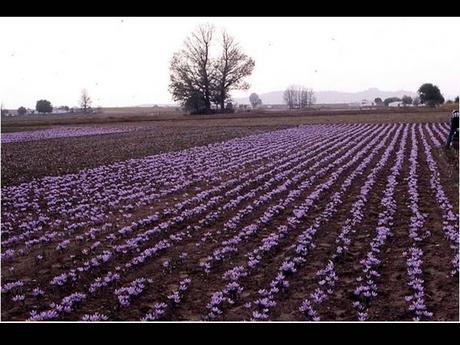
[9,89,96,116]
[248,83,447,111]
[371,83,446,108]
[279,82,446,110]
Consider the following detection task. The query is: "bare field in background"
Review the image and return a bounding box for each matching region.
[0,108,454,133]
[1,109,455,187]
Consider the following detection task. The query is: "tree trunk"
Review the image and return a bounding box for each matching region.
[220,96,225,111]
[204,98,211,113]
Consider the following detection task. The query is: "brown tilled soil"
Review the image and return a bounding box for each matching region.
[1,126,276,186]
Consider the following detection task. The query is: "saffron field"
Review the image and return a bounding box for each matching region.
[1,127,132,144]
[1,121,458,321]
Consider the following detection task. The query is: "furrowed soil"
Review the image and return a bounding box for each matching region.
[1,116,458,322]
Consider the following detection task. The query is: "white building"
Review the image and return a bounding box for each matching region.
[388,101,404,107]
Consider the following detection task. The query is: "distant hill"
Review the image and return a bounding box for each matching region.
[234,88,420,105]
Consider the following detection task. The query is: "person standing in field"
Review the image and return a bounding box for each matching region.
[446,110,459,149]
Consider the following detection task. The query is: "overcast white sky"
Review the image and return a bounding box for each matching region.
[1,17,459,109]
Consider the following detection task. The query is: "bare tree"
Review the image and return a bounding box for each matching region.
[213,31,255,111]
[283,86,297,109]
[169,25,255,114]
[80,89,92,113]
[284,85,315,110]
[298,88,308,109]
[169,24,215,114]
[304,87,314,108]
